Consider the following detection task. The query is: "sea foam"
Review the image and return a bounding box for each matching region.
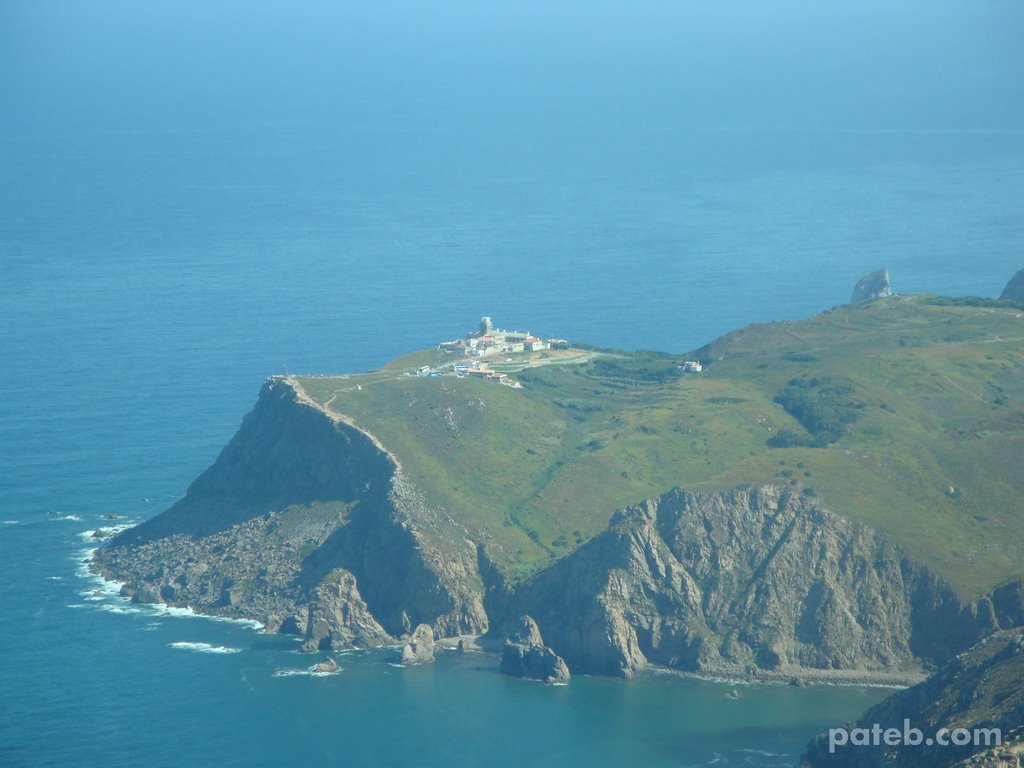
[168,642,241,654]
[273,664,342,678]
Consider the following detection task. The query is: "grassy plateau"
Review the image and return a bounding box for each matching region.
[296,295,1024,596]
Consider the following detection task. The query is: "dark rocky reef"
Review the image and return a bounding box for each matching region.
[314,657,339,674]
[499,615,570,684]
[800,629,1024,767]
[1000,268,1024,303]
[851,269,893,303]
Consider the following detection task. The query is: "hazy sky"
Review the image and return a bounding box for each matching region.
[3,0,1022,136]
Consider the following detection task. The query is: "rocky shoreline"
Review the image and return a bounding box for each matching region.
[645,662,923,689]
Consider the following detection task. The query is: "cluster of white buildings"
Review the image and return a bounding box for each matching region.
[452,364,524,388]
[438,316,569,358]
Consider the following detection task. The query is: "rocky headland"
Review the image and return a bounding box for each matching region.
[92,374,1024,687]
[90,293,1024,768]
[97,377,487,653]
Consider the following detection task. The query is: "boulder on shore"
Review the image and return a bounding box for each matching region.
[121,582,161,605]
[850,268,893,303]
[500,615,570,684]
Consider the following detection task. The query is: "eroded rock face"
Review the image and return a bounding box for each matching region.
[511,487,1014,679]
[851,268,893,302]
[399,623,435,664]
[92,378,488,646]
[499,616,570,684]
[301,568,391,652]
[999,268,1024,302]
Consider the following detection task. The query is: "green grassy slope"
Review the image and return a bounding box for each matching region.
[297,296,1024,594]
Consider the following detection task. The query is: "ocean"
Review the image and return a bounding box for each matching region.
[2,1,1022,765]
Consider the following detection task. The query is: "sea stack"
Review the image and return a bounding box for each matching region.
[500,615,570,684]
[399,623,435,665]
[850,268,893,303]
[999,268,1024,302]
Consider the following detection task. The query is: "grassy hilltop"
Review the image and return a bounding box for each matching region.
[297,295,1024,596]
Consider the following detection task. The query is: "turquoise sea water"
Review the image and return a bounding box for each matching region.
[2,1,1023,766]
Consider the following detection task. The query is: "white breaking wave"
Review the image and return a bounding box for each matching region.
[168,642,241,654]
[150,603,264,630]
[273,668,312,677]
[71,528,265,666]
[74,545,127,601]
[99,604,135,615]
[77,522,136,542]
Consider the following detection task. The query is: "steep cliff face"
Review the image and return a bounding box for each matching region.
[298,473,486,638]
[510,487,1018,679]
[115,377,395,544]
[94,378,1021,679]
[94,377,488,647]
[800,629,1024,767]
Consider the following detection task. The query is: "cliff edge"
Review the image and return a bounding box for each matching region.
[94,377,488,648]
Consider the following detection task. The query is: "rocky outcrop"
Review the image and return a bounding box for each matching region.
[851,269,893,302]
[510,487,1018,679]
[303,473,487,639]
[314,657,339,674]
[301,568,390,652]
[499,616,570,683]
[399,623,435,664]
[799,629,1024,767]
[92,378,488,648]
[999,268,1024,302]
